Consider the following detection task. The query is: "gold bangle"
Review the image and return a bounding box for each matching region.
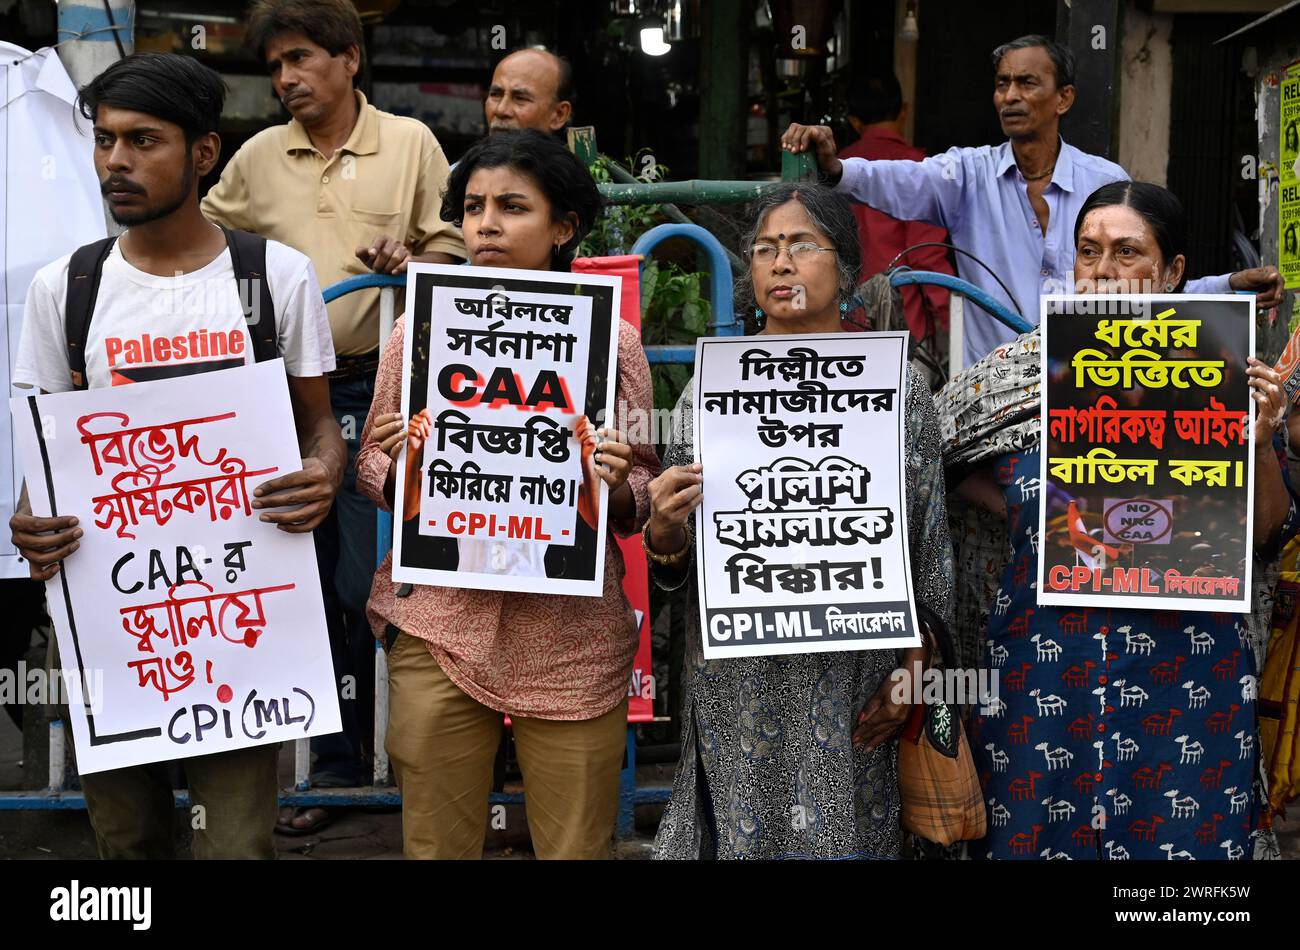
[642,520,691,565]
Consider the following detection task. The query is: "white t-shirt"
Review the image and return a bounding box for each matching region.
[13,236,336,392]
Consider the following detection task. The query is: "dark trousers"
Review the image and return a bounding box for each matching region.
[81,743,280,859]
[0,579,47,730]
[310,371,379,785]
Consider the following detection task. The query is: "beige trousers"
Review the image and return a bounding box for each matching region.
[385,632,627,859]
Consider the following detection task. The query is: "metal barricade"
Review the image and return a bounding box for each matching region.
[0,147,1033,842]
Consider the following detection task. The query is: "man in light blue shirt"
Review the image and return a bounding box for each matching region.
[783,35,1282,367]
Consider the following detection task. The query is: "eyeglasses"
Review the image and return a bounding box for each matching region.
[747,241,836,264]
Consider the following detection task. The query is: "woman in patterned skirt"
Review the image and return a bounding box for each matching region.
[646,183,954,859]
[952,182,1295,859]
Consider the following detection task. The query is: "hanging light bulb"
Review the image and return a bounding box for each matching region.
[640,25,671,56]
[900,1,919,43]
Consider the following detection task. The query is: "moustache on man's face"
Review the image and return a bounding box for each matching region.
[101,177,145,196]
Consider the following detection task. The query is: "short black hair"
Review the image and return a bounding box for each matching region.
[991,34,1076,89]
[442,129,601,271]
[77,53,226,143]
[1074,181,1190,291]
[247,0,365,75]
[847,74,903,125]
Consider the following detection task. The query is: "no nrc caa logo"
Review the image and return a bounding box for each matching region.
[1102,497,1174,545]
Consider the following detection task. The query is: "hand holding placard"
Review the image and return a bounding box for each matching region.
[647,463,704,556]
[9,500,82,580]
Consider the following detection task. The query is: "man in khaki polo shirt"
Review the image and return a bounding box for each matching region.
[203,89,463,351]
[202,0,465,835]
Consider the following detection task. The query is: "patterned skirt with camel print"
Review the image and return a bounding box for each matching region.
[968,449,1260,860]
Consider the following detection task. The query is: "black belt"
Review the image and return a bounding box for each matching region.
[327,350,381,380]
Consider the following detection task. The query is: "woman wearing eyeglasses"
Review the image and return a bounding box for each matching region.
[645,183,954,859]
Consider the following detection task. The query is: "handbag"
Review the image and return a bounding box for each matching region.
[896,605,988,846]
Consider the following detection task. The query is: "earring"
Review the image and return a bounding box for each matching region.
[754,307,765,325]
[839,300,849,314]
[1164,283,1174,292]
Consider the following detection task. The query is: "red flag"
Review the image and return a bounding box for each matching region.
[1067,500,1120,563]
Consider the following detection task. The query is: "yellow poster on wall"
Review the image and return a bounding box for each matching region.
[1280,62,1300,288]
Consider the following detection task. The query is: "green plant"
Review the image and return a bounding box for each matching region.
[577,151,665,258]
[640,257,710,416]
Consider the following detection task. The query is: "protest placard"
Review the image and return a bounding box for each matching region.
[692,332,921,658]
[10,360,341,773]
[392,263,621,596]
[1038,294,1255,612]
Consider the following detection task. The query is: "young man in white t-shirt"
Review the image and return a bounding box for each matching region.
[7,53,345,859]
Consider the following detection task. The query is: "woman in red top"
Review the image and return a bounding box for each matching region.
[355,130,659,858]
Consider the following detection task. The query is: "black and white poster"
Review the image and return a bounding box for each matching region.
[392,263,621,596]
[693,333,920,658]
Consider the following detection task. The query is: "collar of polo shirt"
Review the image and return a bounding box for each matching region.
[284,89,380,157]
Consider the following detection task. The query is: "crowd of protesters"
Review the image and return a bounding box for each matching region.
[6,0,1295,861]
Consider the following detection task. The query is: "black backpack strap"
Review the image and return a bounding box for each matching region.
[64,236,118,391]
[222,227,279,363]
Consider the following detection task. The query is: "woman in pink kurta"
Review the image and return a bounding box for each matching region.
[355,130,659,857]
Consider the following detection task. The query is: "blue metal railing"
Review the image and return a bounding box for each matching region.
[322,267,1036,353]
[321,272,404,304]
[888,269,1032,334]
[629,223,740,365]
